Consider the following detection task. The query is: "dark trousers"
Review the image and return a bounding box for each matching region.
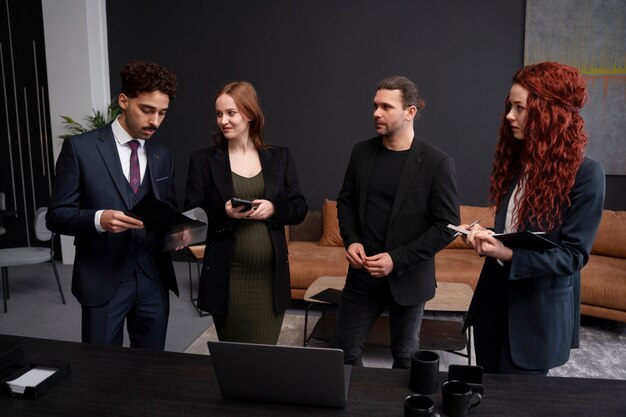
[332,293,425,369]
[472,295,548,375]
[81,269,170,350]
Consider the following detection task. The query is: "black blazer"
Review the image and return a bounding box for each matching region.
[337,136,460,306]
[184,145,307,315]
[465,157,605,370]
[46,124,179,307]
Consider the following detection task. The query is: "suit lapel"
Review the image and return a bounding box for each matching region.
[96,125,132,209]
[208,146,235,201]
[495,177,518,233]
[388,138,424,227]
[259,148,278,198]
[145,142,161,199]
[358,140,379,228]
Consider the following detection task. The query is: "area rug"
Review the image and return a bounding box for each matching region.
[548,318,626,379]
[184,313,474,369]
[184,314,625,378]
[184,314,320,355]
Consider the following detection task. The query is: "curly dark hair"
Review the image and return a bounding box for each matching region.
[489,62,588,232]
[120,60,177,99]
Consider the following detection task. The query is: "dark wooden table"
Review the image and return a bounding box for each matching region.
[1,334,624,416]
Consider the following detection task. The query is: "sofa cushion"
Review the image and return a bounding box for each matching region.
[434,248,484,290]
[288,241,348,290]
[591,210,626,259]
[319,199,344,247]
[446,205,494,249]
[581,254,626,312]
[287,211,322,242]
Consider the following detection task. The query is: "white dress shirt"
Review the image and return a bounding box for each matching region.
[504,178,525,234]
[94,117,147,232]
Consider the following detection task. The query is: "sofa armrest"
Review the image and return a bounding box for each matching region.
[591,209,626,258]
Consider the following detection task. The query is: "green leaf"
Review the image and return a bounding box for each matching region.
[58,98,121,139]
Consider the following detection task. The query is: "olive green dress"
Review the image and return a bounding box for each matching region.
[213,172,285,344]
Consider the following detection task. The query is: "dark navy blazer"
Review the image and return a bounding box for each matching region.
[46,124,179,307]
[466,157,605,370]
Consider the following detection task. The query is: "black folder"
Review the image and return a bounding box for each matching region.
[493,231,560,250]
[128,195,207,251]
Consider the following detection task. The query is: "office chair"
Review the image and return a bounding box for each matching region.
[0,207,66,312]
[0,192,7,246]
[182,207,210,317]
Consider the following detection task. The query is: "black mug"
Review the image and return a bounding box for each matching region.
[404,394,437,417]
[410,350,440,394]
[442,380,482,417]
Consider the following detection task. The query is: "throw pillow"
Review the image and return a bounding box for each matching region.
[319,199,344,247]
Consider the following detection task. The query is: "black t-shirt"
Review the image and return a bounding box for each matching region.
[363,145,409,255]
[344,145,409,300]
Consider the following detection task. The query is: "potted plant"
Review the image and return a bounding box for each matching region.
[58,100,120,139]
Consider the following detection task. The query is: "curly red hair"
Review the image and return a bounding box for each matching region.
[489,62,588,232]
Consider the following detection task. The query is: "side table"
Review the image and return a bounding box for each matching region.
[303,276,474,364]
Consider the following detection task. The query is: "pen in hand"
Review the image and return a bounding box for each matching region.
[452,218,481,238]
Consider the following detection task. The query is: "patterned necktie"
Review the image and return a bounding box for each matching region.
[128,140,141,194]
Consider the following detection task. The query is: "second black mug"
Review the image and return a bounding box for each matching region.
[442,379,482,417]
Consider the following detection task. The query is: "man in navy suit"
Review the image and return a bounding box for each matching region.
[47,61,179,350]
[333,76,459,368]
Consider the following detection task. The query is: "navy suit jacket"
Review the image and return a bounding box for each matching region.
[184,144,307,316]
[46,124,179,307]
[337,136,460,306]
[466,157,605,370]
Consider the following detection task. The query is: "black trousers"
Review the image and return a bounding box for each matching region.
[472,292,548,375]
[81,268,170,350]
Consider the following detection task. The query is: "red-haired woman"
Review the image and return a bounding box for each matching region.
[462,62,605,374]
[185,81,307,344]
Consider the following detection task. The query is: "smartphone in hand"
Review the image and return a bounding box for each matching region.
[231,198,255,211]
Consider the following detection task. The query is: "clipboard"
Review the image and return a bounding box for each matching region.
[128,195,207,251]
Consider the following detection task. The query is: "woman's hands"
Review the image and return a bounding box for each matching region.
[225,199,275,221]
[461,223,513,262]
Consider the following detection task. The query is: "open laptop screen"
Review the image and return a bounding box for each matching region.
[208,341,352,408]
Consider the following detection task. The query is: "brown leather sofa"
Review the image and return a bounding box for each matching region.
[287,200,348,300]
[287,201,626,323]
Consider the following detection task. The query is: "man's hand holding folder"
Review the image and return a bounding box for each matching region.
[128,195,208,251]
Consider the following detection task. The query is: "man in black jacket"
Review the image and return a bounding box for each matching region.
[333,75,460,368]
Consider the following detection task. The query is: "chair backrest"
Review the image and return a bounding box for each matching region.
[0,192,6,211]
[34,207,51,241]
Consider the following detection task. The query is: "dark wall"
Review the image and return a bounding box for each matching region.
[1,0,55,247]
[105,0,625,211]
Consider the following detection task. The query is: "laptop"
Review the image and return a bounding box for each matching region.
[207,341,352,408]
